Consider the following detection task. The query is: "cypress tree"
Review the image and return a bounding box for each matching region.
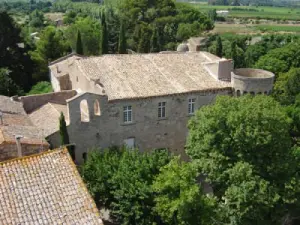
[150,25,160,53]
[59,112,70,146]
[76,30,83,55]
[100,10,108,55]
[231,41,237,68]
[118,22,126,54]
[216,36,223,58]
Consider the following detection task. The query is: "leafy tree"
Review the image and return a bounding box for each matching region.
[150,25,160,53]
[30,26,70,81]
[29,10,45,28]
[231,41,238,68]
[216,36,222,58]
[65,16,101,55]
[0,11,34,92]
[0,68,23,96]
[118,22,126,54]
[186,95,300,224]
[59,112,70,146]
[27,81,52,95]
[153,158,217,225]
[99,10,108,54]
[81,148,172,224]
[137,23,152,53]
[76,30,84,55]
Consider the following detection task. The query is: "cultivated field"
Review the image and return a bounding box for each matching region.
[189,3,300,20]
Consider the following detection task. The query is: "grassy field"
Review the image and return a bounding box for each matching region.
[211,22,300,34]
[189,3,300,20]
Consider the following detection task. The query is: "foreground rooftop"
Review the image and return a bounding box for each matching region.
[0,149,103,224]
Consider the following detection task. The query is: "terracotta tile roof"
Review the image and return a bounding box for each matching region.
[0,148,103,225]
[0,96,26,115]
[0,125,48,145]
[29,103,69,137]
[0,96,49,146]
[72,52,231,101]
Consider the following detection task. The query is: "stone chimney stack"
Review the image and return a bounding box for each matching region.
[15,135,23,157]
[218,59,233,82]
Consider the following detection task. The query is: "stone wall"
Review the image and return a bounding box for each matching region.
[232,68,275,96]
[0,142,47,162]
[63,90,231,164]
[20,90,77,113]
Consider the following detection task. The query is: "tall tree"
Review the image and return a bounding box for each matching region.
[186,95,300,224]
[59,112,70,146]
[0,11,33,93]
[76,30,84,55]
[216,36,223,58]
[150,25,160,53]
[118,22,126,54]
[153,158,217,225]
[99,11,108,55]
[231,40,237,68]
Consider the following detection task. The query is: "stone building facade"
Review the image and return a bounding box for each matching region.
[42,51,275,163]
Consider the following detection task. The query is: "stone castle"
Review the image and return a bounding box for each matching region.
[0,47,275,163]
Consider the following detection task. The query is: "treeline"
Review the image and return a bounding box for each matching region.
[206,34,299,68]
[0,0,214,96]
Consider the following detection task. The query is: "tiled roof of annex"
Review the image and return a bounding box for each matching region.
[29,102,69,137]
[51,52,232,101]
[0,96,49,146]
[0,148,103,225]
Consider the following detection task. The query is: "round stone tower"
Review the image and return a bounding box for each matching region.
[231,68,275,96]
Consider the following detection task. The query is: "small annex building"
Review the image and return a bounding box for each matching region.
[0,96,49,162]
[0,148,103,224]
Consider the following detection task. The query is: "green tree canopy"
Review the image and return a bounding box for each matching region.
[118,22,126,54]
[153,158,217,225]
[99,10,108,54]
[81,148,172,224]
[0,11,34,93]
[186,95,300,224]
[65,16,101,55]
[76,30,84,55]
[216,36,222,58]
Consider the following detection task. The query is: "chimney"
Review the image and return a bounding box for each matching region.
[15,135,23,157]
[218,59,233,82]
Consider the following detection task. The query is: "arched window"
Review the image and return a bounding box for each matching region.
[80,99,90,122]
[250,91,255,96]
[94,100,101,116]
[243,91,248,95]
[257,92,262,95]
[264,91,268,95]
[236,90,241,97]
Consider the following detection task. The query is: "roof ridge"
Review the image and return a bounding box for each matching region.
[0,148,66,165]
[48,102,62,118]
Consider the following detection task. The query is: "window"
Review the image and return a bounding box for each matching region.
[94,100,100,116]
[236,90,241,97]
[123,105,132,123]
[158,102,166,119]
[188,98,196,115]
[80,99,90,122]
[124,138,135,149]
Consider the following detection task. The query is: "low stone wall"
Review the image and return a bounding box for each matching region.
[20,90,77,113]
[0,143,48,162]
